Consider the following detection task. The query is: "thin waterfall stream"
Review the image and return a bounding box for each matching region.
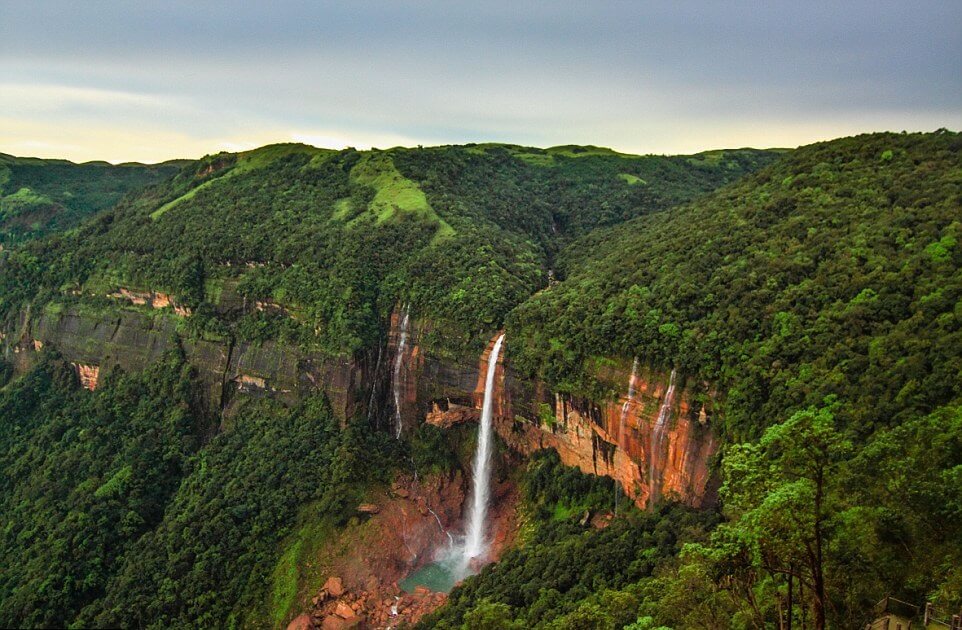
[648,368,677,505]
[392,305,411,439]
[615,357,639,513]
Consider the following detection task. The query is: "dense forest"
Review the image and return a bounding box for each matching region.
[0,131,959,628]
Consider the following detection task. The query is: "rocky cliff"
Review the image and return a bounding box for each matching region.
[389,310,719,509]
[2,301,717,508]
[2,303,361,422]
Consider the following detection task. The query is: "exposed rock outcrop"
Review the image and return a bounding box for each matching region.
[3,306,359,419]
[72,362,100,391]
[1,299,718,509]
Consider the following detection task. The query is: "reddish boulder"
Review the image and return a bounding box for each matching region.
[287,613,312,630]
[323,576,345,597]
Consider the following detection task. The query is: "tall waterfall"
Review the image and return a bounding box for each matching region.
[392,305,411,439]
[462,333,505,563]
[648,368,677,504]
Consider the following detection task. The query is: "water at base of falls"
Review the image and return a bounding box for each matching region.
[398,555,463,594]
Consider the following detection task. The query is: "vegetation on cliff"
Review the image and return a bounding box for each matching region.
[500,130,962,625]
[0,354,397,628]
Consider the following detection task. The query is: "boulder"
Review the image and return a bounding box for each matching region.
[356,503,380,514]
[323,576,345,597]
[334,601,356,619]
[286,613,312,630]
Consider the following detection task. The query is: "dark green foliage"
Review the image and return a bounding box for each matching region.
[81,401,394,629]
[0,352,205,628]
[508,131,962,441]
[0,354,396,629]
[0,153,182,244]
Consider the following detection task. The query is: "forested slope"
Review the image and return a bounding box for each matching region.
[0,143,776,355]
[479,130,961,626]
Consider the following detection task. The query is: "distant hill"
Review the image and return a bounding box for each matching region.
[0,153,185,245]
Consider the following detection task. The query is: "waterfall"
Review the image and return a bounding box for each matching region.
[366,344,384,424]
[462,333,505,564]
[648,368,677,504]
[427,506,455,547]
[392,305,411,439]
[615,357,639,513]
[619,357,639,428]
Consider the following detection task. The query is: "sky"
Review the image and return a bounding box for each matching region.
[1,1,960,163]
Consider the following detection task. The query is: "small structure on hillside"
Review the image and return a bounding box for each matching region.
[866,597,962,630]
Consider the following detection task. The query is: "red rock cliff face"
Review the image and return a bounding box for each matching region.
[389,307,719,509]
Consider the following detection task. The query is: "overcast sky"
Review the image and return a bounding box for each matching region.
[1,1,960,163]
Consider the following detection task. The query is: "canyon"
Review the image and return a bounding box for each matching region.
[2,300,718,510]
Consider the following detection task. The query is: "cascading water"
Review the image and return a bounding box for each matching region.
[392,306,411,439]
[616,357,639,513]
[648,368,677,505]
[398,334,505,594]
[462,333,505,565]
[366,344,384,424]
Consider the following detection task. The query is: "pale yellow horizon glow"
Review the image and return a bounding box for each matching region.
[1,112,957,165]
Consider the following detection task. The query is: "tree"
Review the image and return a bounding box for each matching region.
[720,406,851,630]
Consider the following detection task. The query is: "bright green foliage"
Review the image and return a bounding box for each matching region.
[634,402,962,628]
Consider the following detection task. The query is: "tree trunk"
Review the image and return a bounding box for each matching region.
[812,467,827,630]
[787,570,794,630]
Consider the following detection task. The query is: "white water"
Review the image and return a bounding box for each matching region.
[615,357,639,513]
[392,306,411,439]
[649,368,677,503]
[427,506,455,547]
[366,344,383,423]
[462,333,505,564]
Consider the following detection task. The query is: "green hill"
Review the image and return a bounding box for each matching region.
[0,143,776,355]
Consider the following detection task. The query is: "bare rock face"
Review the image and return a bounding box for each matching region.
[290,468,509,630]
[71,363,100,391]
[425,400,479,428]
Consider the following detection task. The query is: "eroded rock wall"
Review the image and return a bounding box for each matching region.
[409,321,719,509]
[2,305,361,420]
[2,302,718,508]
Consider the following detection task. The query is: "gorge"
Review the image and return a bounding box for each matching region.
[1,131,959,629]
